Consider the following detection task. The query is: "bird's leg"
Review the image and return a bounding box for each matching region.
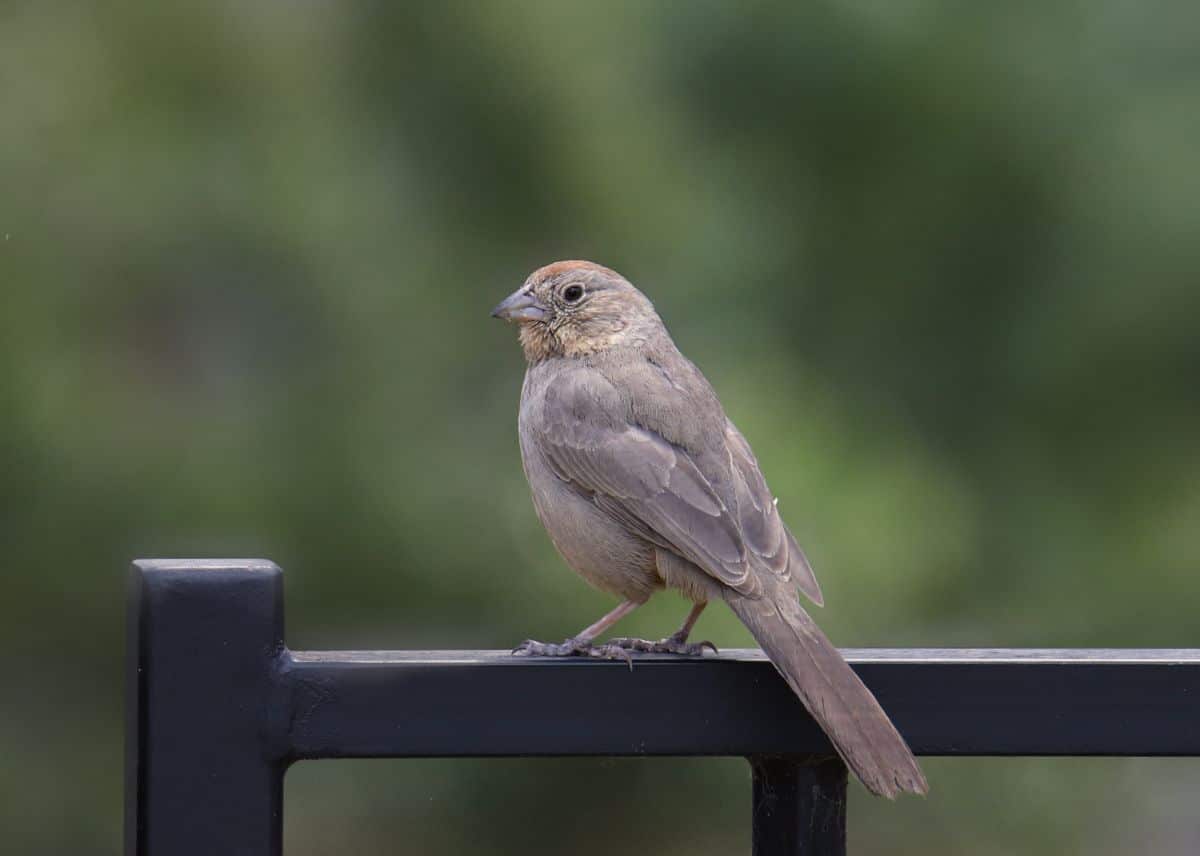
[607,601,717,656]
[512,600,641,661]
[669,601,710,647]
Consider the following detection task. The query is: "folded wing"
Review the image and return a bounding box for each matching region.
[537,366,820,603]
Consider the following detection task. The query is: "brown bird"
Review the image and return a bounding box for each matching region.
[492,260,927,798]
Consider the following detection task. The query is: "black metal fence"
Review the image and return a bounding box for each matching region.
[125,559,1200,855]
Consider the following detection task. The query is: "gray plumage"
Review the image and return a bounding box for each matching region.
[494,260,927,798]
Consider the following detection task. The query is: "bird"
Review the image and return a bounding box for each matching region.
[492,259,927,798]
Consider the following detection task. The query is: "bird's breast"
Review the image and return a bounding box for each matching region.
[517,366,660,601]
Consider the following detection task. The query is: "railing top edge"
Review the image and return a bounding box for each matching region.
[133,558,281,574]
[286,647,1200,666]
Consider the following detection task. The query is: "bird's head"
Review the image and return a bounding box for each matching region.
[492,260,663,362]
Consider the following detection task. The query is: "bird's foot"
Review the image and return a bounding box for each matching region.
[511,636,594,657]
[605,631,718,657]
[511,637,634,665]
[511,632,712,665]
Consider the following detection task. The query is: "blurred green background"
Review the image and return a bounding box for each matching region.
[4,1,1199,853]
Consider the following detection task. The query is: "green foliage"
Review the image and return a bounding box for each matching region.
[2,2,1198,853]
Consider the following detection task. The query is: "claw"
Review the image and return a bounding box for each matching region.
[589,642,635,670]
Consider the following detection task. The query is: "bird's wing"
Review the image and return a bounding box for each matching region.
[537,365,818,601]
[725,420,823,605]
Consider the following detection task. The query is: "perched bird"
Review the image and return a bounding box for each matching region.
[492,260,927,798]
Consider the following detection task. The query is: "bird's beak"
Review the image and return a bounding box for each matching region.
[491,289,548,323]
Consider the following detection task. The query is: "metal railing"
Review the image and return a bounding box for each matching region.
[125,559,1200,855]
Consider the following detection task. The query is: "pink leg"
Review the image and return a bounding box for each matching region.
[672,601,707,642]
[512,600,641,659]
[578,600,641,641]
[513,600,715,660]
[606,601,717,657]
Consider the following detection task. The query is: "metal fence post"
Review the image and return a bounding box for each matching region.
[749,756,847,856]
[125,559,286,856]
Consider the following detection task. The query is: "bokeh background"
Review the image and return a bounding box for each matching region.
[4,1,1200,853]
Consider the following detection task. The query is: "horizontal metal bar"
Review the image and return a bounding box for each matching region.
[276,647,1200,760]
[291,648,1200,665]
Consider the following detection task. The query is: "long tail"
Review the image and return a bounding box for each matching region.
[725,581,928,798]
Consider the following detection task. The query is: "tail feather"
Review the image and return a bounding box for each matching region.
[726,583,928,798]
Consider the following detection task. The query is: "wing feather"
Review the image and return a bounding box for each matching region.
[726,421,823,605]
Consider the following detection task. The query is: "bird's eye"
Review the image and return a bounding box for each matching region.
[562,284,584,303]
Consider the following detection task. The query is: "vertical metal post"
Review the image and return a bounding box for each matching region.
[749,756,847,856]
[126,559,286,856]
